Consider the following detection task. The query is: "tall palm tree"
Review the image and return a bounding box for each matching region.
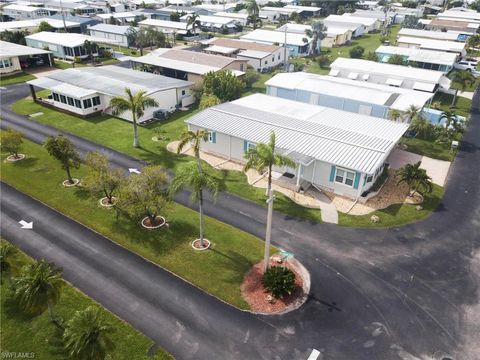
[409,115,433,140]
[439,110,463,133]
[405,104,421,122]
[397,161,433,197]
[450,70,475,105]
[83,40,97,63]
[247,14,262,30]
[177,129,208,170]
[13,260,63,320]
[0,242,16,284]
[304,21,327,56]
[109,88,158,148]
[186,13,201,35]
[388,109,401,122]
[63,306,115,360]
[169,161,220,248]
[246,0,259,17]
[243,131,295,272]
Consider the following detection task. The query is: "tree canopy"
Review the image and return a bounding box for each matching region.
[202,70,245,102]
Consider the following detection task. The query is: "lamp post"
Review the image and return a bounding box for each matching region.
[263,191,275,273]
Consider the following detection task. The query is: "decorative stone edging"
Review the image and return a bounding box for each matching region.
[141,216,166,229]
[6,154,26,162]
[62,178,80,187]
[404,194,424,205]
[99,197,117,208]
[191,239,211,251]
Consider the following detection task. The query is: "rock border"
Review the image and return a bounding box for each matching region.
[141,216,166,230]
[62,178,80,187]
[99,197,117,208]
[6,154,26,162]
[191,239,211,251]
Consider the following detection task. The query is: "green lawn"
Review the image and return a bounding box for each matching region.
[11,98,321,222]
[1,240,173,360]
[0,72,35,86]
[98,43,141,57]
[400,137,455,161]
[339,184,444,228]
[432,92,472,118]
[1,138,273,309]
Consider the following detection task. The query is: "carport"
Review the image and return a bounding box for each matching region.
[0,40,52,75]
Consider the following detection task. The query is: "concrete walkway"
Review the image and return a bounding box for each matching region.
[388,148,451,186]
[458,91,475,100]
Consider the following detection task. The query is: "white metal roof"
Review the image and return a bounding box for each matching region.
[182,14,238,25]
[376,45,458,66]
[397,36,466,53]
[325,14,377,26]
[51,83,97,98]
[0,18,79,32]
[206,45,238,54]
[88,23,133,35]
[186,94,409,174]
[237,49,270,59]
[283,5,321,12]
[397,28,461,41]
[25,31,120,47]
[3,4,44,12]
[438,9,480,21]
[139,18,190,30]
[0,40,51,58]
[214,11,249,20]
[241,29,310,46]
[27,65,191,98]
[265,72,433,111]
[330,58,450,88]
[97,12,137,19]
[275,23,311,34]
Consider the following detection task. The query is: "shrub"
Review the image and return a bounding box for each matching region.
[243,67,260,90]
[262,266,296,298]
[289,58,305,71]
[317,55,330,68]
[349,46,364,58]
[365,51,378,61]
[131,50,137,55]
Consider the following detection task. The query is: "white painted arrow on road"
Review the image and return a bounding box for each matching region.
[19,220,33,229]
[129,168,141,174]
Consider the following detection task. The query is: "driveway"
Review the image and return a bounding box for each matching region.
[1,83,479,359]
[388,148,452,186]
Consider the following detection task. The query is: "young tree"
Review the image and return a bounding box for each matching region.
[247,14,263,29]
[405,104,422,122]
[397,161,433,197]
[304,21,327,56]
[186,13,201,35]
[177,129,208,168]
[63,306,115,360]
[13,260,63,320]
[439,110,464,133]
[243,66,260,90]
[169,161,220,248]
[466,34,480,51]
[365,51,378,61]
[109,88,159,148]
[409,115,434,140]
[317,55,330,68]
[451,70,475,105]
[199,94,222,109]
[1,129,23,159]
[0,241,16,284]
[44,135,81,184]
[202,70,245,102]
[0,29,29,45]
[83,40,97,63]
[349,45,365,58]
[388,109,401,122]
[387,54,407,65]
[246,0,262,29]
[244,131,295,272]
[82,152,125,205]
[170,11,181,22]
[119,165,169,226]
[38,20,54,32]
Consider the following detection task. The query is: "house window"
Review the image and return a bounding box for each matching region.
[92,96,101,106]
[74,99,82,108]
[247,142,256,151]
[83,98,92,108]
[335,168,355,187]
[67,97,74,106]
[272,56,274,62]
[181,90,186,96]
[278,54,280,60]
[60,95,67,104]
[265,60,268,65]
[366,175,373,183]
[52,93,59,101]
[207,131,216,143]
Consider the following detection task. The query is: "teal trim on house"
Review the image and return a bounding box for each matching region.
[212,131,216,144]
[329,165,336,182]
[353,172,361,189]
[243,140,248,153]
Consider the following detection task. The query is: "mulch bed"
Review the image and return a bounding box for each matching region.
[142,216,165,227]
[241,259,304,314]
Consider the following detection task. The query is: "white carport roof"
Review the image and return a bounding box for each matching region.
[0,40,51,59]
[206,45,238,54]
[186,94,409,174]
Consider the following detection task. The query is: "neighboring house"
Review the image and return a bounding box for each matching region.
[96,11,141,25]
[185,93,409,199]
[192,3,237,15]
[49,14,101,33]
[145,6,197,21]
[132,48,247,85]
[0,18,81,33]
[25,32,119,60]
[390,6,424,23]
[2,4,57,20]
[265,72,434,119]
[43,0,102,16]
[213,11,249,26]
[240,29,314,56]
[436,9,480,22]
[275,23,352,48]
[0,40,52,74]
[180,14,240,33]
[425,18,479,35]
[283,5,321,17]
[397,28,465,42]
[326,14,382,32]
[27,65,193,122]
[396,36,467,57]
[88,24,136,47]
[139,19,197,37]
[202,37,288,71]
[375,45,458,73]
[344,9,395,26]
[329,58,451,92]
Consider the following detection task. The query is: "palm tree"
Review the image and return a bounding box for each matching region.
[246,0,261,29]
[409,115,433,139]
[397,161,433,197]
[388,109,401,122]
[63,306,115,360]
[439,110,463,133]
[109,88,158,148]
[304,21,327,56]
[177,129,208,170]
[13,260,63,320]
[450,70,475,105]
[169,161,220,248]
[243,131,295,272]
[83,40,97,63]
[405,104,421,122]
[0,242,16,284]
[247,14,262,30]
[186,13,201,35]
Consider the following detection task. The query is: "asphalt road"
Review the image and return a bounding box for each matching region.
[1,83,479,360]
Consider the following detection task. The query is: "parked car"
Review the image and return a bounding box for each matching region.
[454,60,478,71]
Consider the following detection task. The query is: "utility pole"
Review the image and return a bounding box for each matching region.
[283,25,288,71]
[60,0,67,32]
[263,191,275,273]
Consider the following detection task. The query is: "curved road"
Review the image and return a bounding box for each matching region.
[1,84,479,359]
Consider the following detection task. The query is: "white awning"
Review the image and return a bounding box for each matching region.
[348,72,359,80]
[362,74,370,81]
[412,81,436,92]
[386,78,403,87]
[329,69,340,77]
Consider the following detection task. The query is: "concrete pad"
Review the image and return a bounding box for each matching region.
[459,91,474,100]
[26,67,61,78]
[388,149,451,186]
